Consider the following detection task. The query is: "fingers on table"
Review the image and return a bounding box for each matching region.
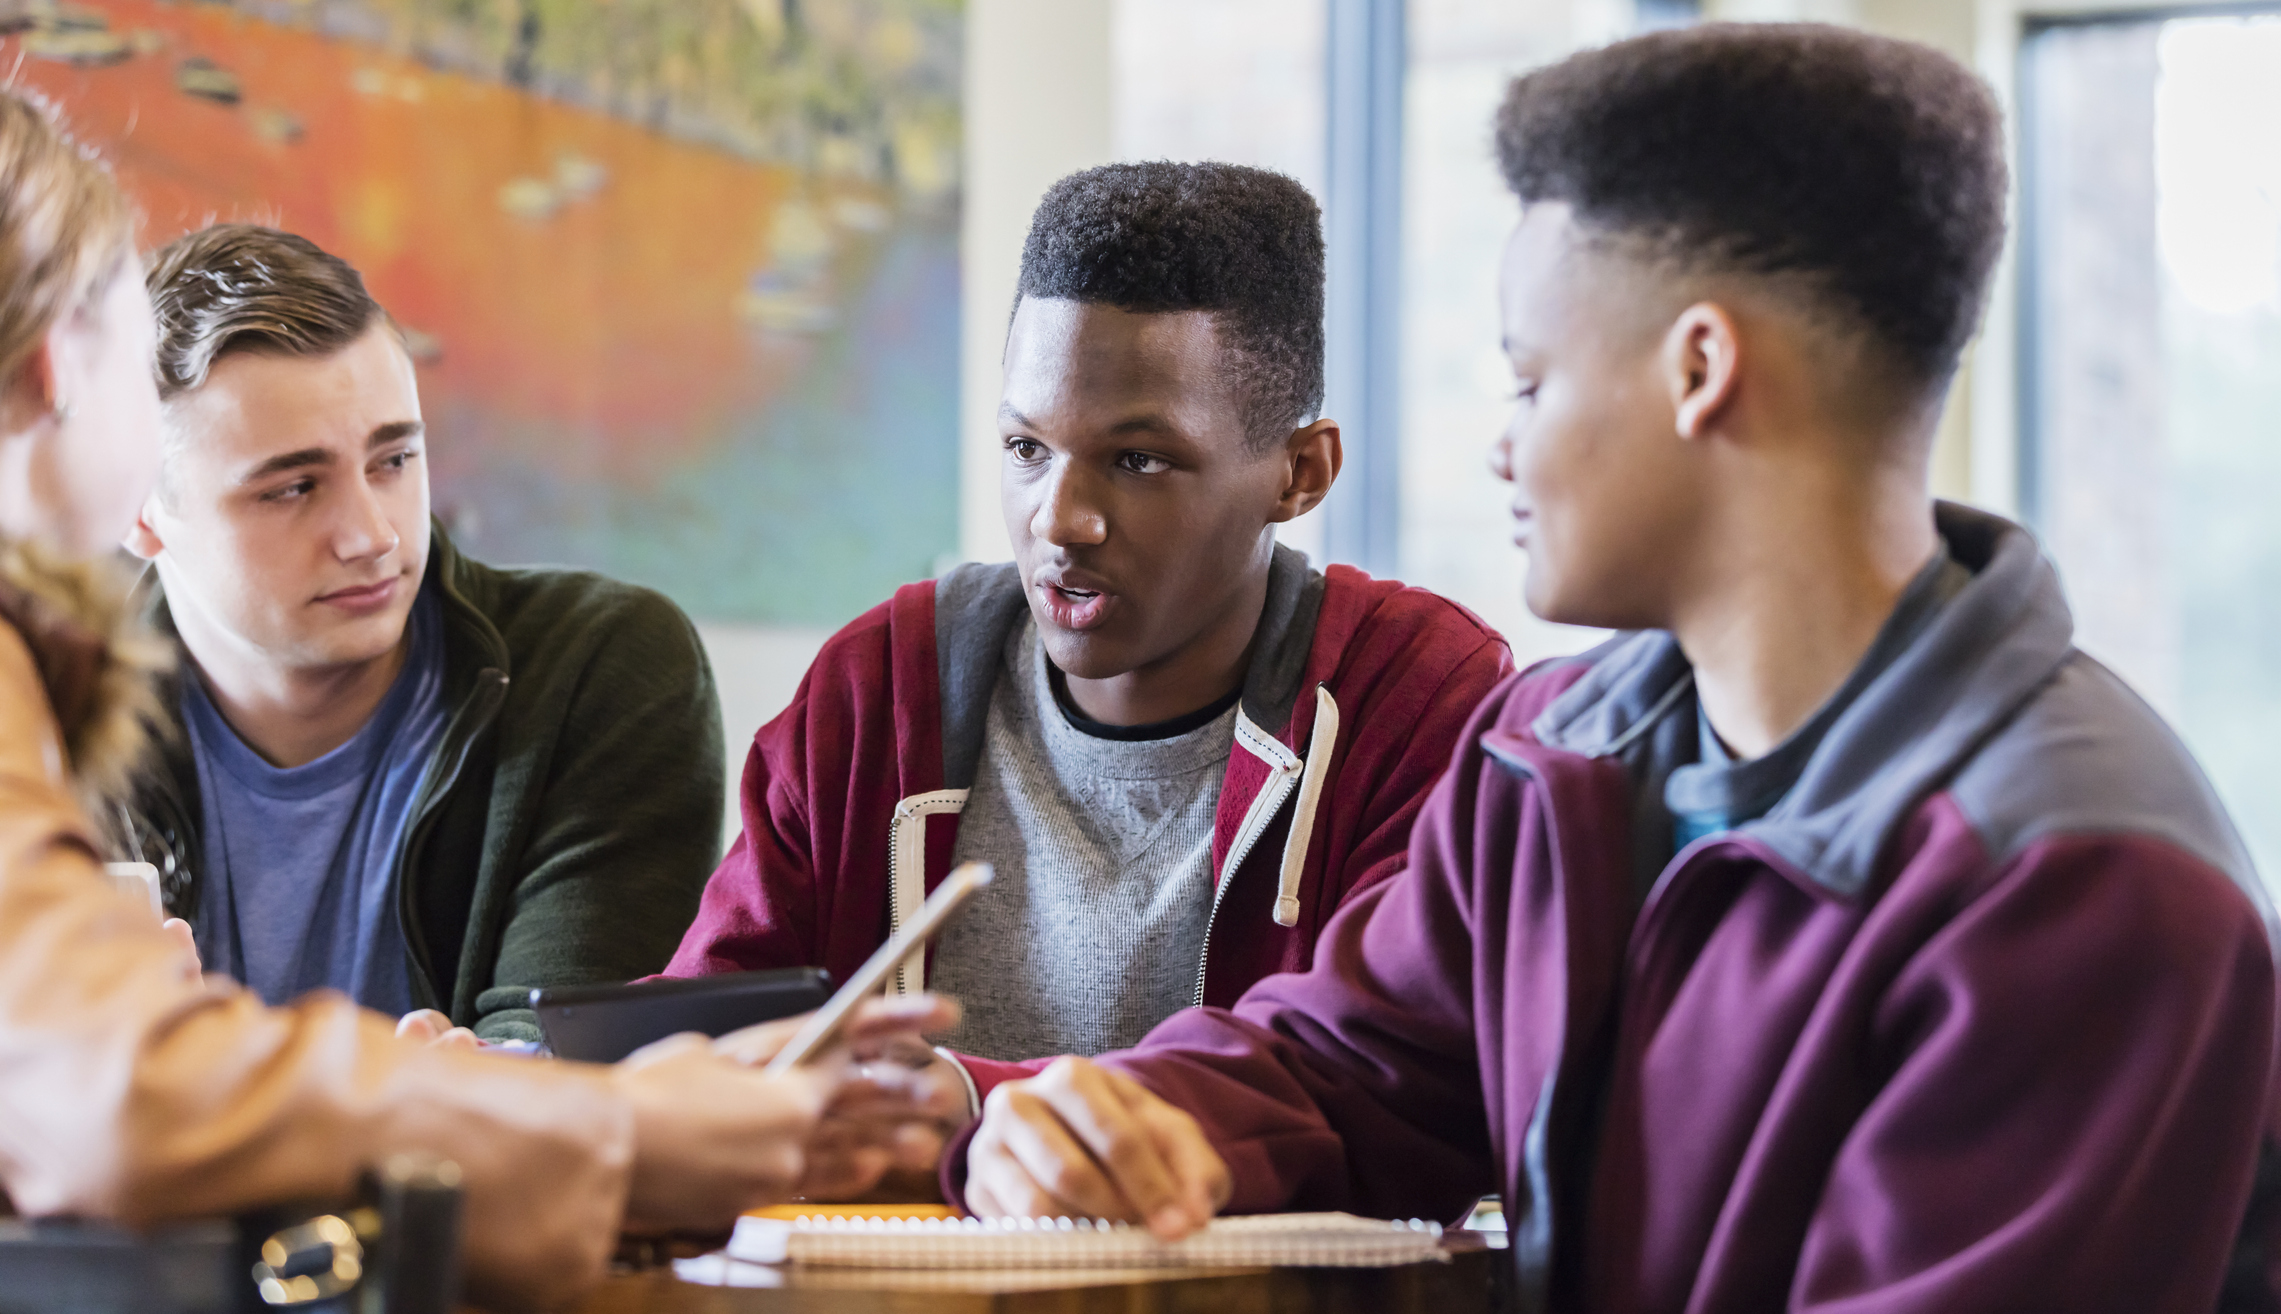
[1122,1074,1231,1219]
[969,1059,1208,1237]
[1049,1063,1198,1235]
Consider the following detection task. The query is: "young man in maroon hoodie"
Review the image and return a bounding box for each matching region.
[952,26,2281,1313]
[664,163,1512,1128]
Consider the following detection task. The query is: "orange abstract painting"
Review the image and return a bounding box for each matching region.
[18,0,961,622]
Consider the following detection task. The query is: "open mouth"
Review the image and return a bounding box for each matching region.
[1036,580,1112,632]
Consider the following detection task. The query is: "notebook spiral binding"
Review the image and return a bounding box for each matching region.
[727,1211,1449,1271]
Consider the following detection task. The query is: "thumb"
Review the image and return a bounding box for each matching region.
[160,918,199,965]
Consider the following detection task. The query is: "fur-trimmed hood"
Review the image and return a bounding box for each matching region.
[0,544,170,852]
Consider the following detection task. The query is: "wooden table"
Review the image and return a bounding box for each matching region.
[575,1234,1507,1314]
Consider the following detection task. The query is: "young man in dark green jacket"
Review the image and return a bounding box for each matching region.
[117,224,722,1042]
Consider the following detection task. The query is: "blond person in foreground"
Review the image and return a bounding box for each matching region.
[0,90,956,1313]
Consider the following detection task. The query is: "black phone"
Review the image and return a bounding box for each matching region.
[529,968,833,1063]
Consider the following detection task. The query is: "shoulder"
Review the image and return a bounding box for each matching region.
[458,555,702,664]
[1314,567,1513,689]
[1474,635,1627,739]
[932,560,1021,628]
[799,575,950,685]
[1320,566,1506,651]
[1948,649,2262,910]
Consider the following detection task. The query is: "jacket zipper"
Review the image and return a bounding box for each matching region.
[1191,853,1240,1009]
[394,669,509,1013]
[133,784,200,917]
[1192,759,1305,1007]
[1478,740,1574,1312]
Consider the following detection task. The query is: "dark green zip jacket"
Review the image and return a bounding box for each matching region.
[118,525,723,1041]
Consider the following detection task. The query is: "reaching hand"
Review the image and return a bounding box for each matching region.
[159,917,200,985]
[963,1057,1230,1240]
[614,993,963,1232]
[713,994,970,1200]
[610,1031,838,1233]
[395,1009,481,1050]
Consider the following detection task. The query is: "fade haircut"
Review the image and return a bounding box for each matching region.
[1018,162,1324,449]
[146,223,383,401]
[1495,23,2007,391]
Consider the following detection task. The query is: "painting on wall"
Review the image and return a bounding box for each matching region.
[11,0,963,625]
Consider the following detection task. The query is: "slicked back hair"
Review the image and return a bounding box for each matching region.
[1495,23,2007,392]
[146,223,382,401]
[1017,162,1324,450]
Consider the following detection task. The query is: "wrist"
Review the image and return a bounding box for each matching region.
[932,1046,982,1128]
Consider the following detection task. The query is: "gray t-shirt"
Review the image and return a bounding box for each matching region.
[931,619,1237,1061]
[185,588,450,1014]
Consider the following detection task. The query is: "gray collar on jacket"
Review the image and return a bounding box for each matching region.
[1528,502,2079,902]
[933,543,1325,791]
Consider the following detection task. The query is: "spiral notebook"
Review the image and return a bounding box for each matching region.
[725,1211,1447,1270]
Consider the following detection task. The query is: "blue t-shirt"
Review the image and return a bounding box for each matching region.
[185,588,450,1014]
[1661,552,1972,856]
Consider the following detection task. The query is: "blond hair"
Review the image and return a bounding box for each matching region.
[0,89,134,392]
[0,91,161,851]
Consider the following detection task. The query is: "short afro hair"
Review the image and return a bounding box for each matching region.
[1017,161,1323,448]
[1495,23,2006,389]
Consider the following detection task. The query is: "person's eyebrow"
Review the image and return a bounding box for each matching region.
[236,421,425,485]
[998,402,1036,430]
[237,447,333,484]
[1105,413,1179,438]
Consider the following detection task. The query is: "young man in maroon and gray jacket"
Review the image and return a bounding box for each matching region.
[951,26,2281,1313]
[664,163,1512,1137]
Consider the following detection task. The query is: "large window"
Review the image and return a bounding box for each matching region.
[1399,0,1609,661]
[1113,0,1607,651]
[1110,0,1331,562]
[2021,12,2281,899]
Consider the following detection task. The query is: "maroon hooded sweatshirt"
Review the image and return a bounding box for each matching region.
[664,544,1513,1095]
[955,505,2280,1313]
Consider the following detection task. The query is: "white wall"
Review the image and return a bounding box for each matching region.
[700,0,1117,852]
[959,0,1116,566]
[696,623,833,851]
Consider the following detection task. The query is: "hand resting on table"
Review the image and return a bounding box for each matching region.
[964,1056,1231,1240]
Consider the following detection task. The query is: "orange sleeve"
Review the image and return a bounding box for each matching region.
[0,623,634,1312]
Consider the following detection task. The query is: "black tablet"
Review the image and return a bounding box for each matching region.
[530,968,834,1063]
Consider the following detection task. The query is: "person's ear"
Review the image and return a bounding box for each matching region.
[1662,302,1743,442]
[123,487,166,561]
[0,336,62,437]
[1268,418,1341,523]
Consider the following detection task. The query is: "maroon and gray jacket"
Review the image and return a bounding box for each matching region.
[968,505,2279,1312]
[663,544,1513,1096]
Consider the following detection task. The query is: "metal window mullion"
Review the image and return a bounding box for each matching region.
[1321,0,1405,577]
